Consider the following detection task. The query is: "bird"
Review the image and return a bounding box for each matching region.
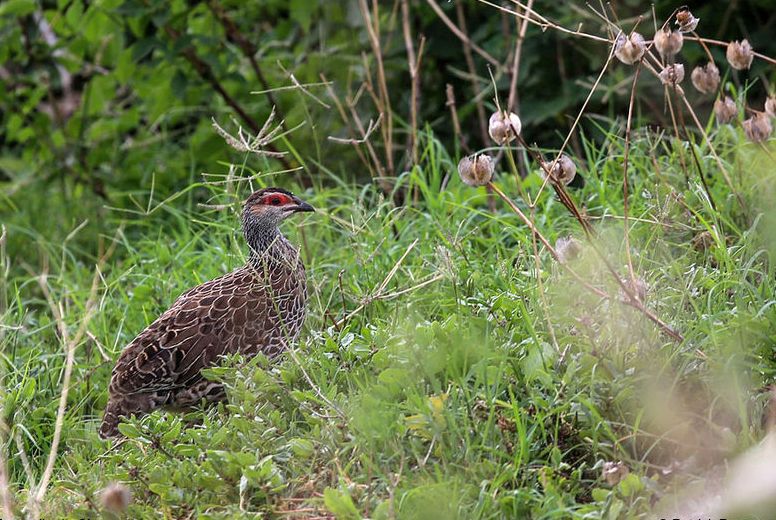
[99,187,314,438]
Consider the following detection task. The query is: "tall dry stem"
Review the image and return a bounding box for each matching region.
[358,0,395,177]
[26,239,116,519]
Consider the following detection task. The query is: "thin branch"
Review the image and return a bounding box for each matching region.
[455,1,496,211]
[347,104,394,195]
[336,239,426,327]
[273,62,333,109]
[425,0,502,67]
[684,35,776,66]
[507,0,534,112]
[321,74,376,179]
[162,25,292,170]
[285,345,345,419]
[358,0,395,176]
[401,0,425,166]
[206,0,287,127]
[455,1,490,147]
[487,182,607,298]
[251,80,332,96]
[445,84,468,154]
[328,114,383,144]
[642,60,744,208]
[530,38,617,204]
[621,55,644,285]
[480,0,610,43]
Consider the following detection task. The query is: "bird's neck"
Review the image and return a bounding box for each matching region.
[245,222,295,269]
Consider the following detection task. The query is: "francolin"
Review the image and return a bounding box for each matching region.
[99,188,313,438]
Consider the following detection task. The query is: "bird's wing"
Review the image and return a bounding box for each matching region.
[109,269,269,396]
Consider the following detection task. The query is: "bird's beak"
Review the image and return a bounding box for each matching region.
[289,198,315,213]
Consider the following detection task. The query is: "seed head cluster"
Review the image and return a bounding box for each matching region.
[458,154,494,187]
[614,32,645,65]
[488,110,522,145]
[675,8,699,33]
[690,62,720,94]
[659,63,685,85]
[742,113,773,143]
[542,155,577,186]
[654,28,683,60]
[726,39,754,70]
[714,96,738,124]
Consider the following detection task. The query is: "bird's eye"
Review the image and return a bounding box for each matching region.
[271,197,282,205]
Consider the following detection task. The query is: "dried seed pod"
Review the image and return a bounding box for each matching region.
[742,113,773,143]
[690,62,720,94]
[766,96,776,118]
[726,40,754,70]
[602,461,630,486]
[614,32,646,65]
[488,110,521,145]
[675,7,699,33]
[542,155,577,186]
[458,154,495,186]
[619,277,648,303]
[654,28,683,59]
[714,96,737,123]
[101,482,132,513]
[555,235,582,263]
[658,63,685,85]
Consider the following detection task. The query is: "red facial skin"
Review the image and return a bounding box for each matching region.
[260,193,293,207]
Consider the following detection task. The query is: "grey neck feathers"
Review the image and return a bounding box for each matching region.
[244,217,295,269]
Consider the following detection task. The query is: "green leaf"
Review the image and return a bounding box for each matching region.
[161,421,182,443]
[0,0,36,16]
[117,422,142,438]
[148,482,170,496]
[323,488,360,520]
[617,473,643,498]
[131,38,158,62]
[289,0,314,32]
[607,498,624,519]
[65,0,84,27]
[288,438,314,458]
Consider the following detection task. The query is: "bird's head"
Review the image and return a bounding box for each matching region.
[242,187,314,233]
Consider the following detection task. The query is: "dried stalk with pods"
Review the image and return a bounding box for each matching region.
[452,2,776,345]
[455,10,747,342]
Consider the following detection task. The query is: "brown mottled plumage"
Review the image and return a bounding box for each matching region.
[99,188,314,438]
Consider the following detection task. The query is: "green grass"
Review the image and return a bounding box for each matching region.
[2,125,776,519]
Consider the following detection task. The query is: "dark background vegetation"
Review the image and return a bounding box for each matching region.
[1,0,775,263]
